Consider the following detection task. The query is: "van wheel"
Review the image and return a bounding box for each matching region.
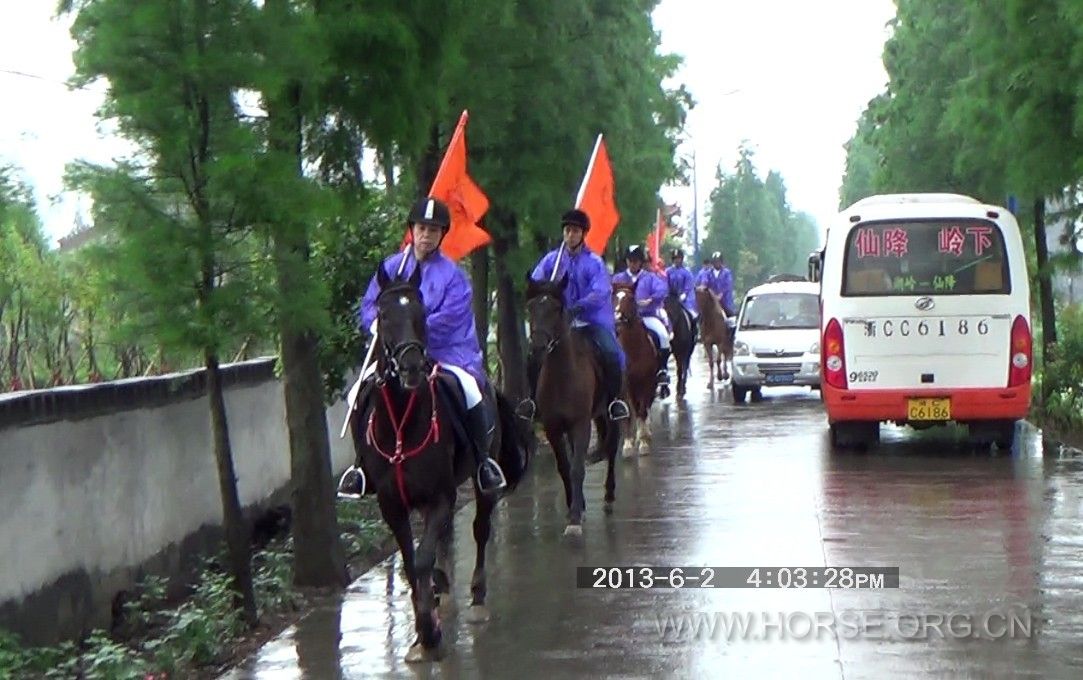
[732,385,747,404]
[830,422,879,450]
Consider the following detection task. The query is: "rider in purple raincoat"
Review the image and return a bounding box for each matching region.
[665,248,699,340]
[697,250,736,317]
[344,196,506,497]
[613,245,671,394]
[517,208,631,422]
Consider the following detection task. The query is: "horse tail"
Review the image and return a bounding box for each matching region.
[494,390,531,491]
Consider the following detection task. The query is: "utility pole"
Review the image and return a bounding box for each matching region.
[690,149,699,268]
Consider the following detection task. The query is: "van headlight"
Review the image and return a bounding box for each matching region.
[734,341,750,356]
[809,341,820,354]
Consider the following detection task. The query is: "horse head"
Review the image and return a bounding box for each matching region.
[525,273,570,355]
[612,282,639,326]
[375,263,430,390]
[695,286,725,319]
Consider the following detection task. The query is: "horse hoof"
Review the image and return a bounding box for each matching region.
[563,524,583,537]
[604,500,615,514]
[464,605,491,623]
[405,640,445,663]
[436,594,456,616]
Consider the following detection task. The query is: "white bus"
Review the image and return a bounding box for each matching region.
[819,193,1033,449]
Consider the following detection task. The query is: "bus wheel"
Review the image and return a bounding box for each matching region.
[830,421,879,450]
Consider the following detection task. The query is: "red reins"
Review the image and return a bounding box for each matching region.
[366,363,441,508]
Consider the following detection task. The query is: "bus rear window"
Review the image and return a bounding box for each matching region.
[842,219,1010,296]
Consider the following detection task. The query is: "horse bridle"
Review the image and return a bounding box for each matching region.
[375,288,429,384]
[380,338,427,382]
[527,292,564,355]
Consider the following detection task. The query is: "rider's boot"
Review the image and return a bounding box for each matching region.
[602,349,631,420]
[656,344,672,399]
[468,398,507,494]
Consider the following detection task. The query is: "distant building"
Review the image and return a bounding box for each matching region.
[57,214,99,253]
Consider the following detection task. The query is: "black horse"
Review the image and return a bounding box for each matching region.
[347,263,529,662]
[663,293,696,398]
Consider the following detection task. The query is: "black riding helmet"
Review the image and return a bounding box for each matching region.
[561,208,591,232]
[408,197,451,230]
[626,245,647,262]
[710,250,723,262]
[671,248,685,259]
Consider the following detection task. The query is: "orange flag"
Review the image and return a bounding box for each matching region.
[402,110,491,262]
[646,208,667,275]
[578,134,621,255]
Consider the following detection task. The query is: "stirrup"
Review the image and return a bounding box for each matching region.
[477,460,508,493]
[657,370,670,385]
[336,466,366,500]
[608,399,631,420]
[515,398,536,421]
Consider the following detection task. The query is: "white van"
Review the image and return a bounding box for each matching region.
[732,280,821,403]
[819,193,1033,449]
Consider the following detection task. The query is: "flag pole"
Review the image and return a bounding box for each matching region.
[343,116,470,438]
[554,132,603,279]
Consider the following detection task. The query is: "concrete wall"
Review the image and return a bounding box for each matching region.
[0,358,357,645]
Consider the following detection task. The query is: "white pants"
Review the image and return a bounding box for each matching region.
[356,361,482,409]
[642,316,671,349]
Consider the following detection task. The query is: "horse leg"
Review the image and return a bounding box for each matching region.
[465,491,496,623]
[706,343,716,389]
[378,494,416,592]
[601,417,617,508]
[564,420,591,537]
[676,347,688,397]
[545,424,573,510]
[622,408,638,458]
[433,492,455,615]
[405,495,452,663]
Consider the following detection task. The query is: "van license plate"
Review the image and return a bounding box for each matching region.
[908,398,951,421]
[766,373,795,385]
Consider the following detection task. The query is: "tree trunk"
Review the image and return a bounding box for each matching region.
[1033,198,1057,399]
[205,350,258,626]
[492,214,527,400]
[263,26,348,588]
[471,248,490,370]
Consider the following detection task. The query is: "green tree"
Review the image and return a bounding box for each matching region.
[64,0,272,625]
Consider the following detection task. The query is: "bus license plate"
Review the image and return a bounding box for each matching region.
[908,398,951,421]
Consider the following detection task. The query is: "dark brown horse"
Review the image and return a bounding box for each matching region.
[347,264,528,663]
[663,293,696,397]
[612,282,658,456]
[695,286,734,389]
[525,275,621,537]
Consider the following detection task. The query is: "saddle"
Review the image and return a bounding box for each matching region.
[353,370,474,456]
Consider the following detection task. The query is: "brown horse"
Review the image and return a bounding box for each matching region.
[612,282,658,456]
[346,264,528,662]
[525,275,622,537]
[695,286,734,389]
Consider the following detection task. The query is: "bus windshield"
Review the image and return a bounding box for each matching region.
[842,219,1010,296]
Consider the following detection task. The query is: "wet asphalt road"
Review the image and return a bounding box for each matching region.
[224,352,1083,679]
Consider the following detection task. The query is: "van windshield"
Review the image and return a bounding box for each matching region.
[740,293,820,330]
[842,219,1010,296]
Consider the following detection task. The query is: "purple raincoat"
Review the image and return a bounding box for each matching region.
[612,269,671,331]
[697,265,735,313]
[531,247,616,332]
[664,264,697,315]
[360,250,485,385]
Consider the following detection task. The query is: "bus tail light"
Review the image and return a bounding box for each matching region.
[823,317,848,389]
[1008,315,1032,388]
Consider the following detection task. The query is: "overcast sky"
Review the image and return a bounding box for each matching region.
[652,0,896,248]
[1,0,896,247]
